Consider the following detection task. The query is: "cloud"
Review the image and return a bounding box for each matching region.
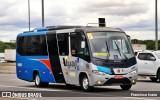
[78,0,149,16]
[119,19,155,31]
[126,31,160,40]
[0,0,159,41]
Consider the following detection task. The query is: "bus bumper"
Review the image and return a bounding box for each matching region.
[89,72,138,86]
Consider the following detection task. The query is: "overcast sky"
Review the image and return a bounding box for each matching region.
[0,0,160,41]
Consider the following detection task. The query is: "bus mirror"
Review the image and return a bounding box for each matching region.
[81,41,85,48]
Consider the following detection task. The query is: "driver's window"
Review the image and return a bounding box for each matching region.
[70,32,90,62]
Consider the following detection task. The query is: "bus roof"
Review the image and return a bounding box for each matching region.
[18,25,125,37]
[47,25,124,32]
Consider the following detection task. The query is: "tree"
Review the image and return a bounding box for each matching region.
[0,41,16,52]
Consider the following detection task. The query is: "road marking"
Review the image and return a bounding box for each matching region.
[124,97,157,100]
[0,85,66,91]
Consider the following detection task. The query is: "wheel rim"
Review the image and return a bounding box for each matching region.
[82,78,89,89]
[35,75,40,85]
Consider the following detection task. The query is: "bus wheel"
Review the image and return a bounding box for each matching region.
[80,75,92,92]
[35,73,49,87]
[120,84,132,90]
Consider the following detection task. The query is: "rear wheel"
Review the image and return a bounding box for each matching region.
[80,75,93,92]
[120,85,132,90]
[34,73,49,87]
[150,77,158,82]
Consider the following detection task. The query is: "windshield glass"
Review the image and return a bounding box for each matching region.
[154,51,160,59]
[87,32,134,60]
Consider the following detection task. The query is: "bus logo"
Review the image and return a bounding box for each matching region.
[63,58,78,68]
[117,69,120,73]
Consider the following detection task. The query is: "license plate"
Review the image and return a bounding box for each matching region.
[114,75,123,79]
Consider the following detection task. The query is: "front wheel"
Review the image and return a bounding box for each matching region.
[35,73,49,87]
[120,85,132,90]
[80,75,93,92]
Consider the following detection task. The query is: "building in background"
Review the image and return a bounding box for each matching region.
[132,44,146,51]
[0,53,4,58]
[4,49,16,62]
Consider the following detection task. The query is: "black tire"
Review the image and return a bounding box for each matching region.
[34,73,49,87]
[120,85,132,90]
[80,75,93,92]
[158,71,160,81]
[150,77,158,82]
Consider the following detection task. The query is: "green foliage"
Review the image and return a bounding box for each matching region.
[0,39,159,52]
[0,41,16,52]
[131,39,160,50]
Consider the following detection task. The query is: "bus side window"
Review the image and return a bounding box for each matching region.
[57,33,69,56]
[70,33,78,56]
[39,35,48,55]
[70,32,90,62]
[17,36,27,55]
[27,35,40,55]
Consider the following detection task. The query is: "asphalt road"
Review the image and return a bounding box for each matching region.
[0,74,160,100]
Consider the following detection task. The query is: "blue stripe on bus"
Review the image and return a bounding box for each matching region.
[17,31,48,37]
[97,66,112,74]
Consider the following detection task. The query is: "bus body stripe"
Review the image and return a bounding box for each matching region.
[39,59,52,72]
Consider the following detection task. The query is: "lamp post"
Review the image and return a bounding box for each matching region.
[155,0,158,50]
[42,0,44,27]
[28,0,30,31]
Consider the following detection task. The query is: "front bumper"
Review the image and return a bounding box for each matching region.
[89,72,138,86]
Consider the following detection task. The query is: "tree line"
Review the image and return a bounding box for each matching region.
[131,39,160,50]
[0,40,160,52]
[0,41,16,52]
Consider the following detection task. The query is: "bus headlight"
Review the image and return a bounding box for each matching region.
[92,70,106,76]
[130,70,137,74]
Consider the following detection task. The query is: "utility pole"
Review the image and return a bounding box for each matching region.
[42,0,45,27]
[28,0,30,31]
[155,0,158,50]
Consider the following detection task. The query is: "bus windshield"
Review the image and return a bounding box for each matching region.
[87,32,134,60]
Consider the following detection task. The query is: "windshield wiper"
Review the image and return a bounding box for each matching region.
[105,40,110,58]
[114,41,121,56]
[114,41,128,60]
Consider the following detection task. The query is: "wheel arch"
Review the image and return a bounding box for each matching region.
[79,72,88,84]
[33,70,40,80]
